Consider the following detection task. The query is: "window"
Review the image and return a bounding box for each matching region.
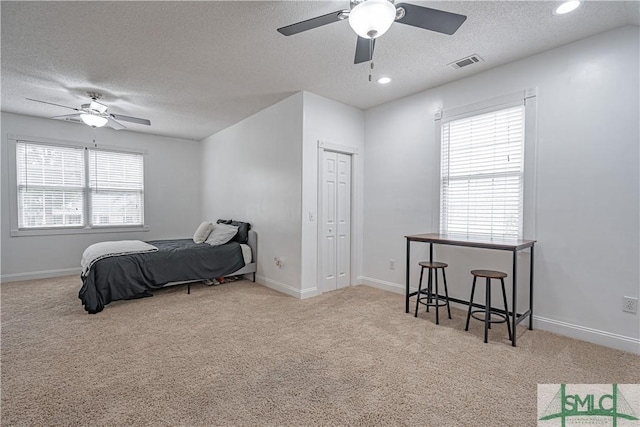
[15,140,144,231]
[88,149,144,227]
[439,105,525,239]
[17,143,86,228]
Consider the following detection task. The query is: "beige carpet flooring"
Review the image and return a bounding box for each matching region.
[1,276,639,426]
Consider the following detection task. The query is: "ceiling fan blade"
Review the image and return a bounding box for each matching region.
[110,113,151,126]
[51,113,81,120]
[107,117,126,130]
[26,98,79,111]
[277,10,346,36]
[395,3,467,35]
[354,37,375,64]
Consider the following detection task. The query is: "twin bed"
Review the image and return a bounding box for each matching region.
[79,225,257,314]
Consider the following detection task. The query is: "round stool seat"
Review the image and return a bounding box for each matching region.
[418,261,448,269]
[471,269,507,279]
[465,269,512,344]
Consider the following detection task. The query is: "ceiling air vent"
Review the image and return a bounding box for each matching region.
[449,54,483,70]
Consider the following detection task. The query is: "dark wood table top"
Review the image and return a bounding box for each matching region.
[405,233,536,251]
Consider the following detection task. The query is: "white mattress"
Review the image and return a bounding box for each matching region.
[240,244,252,264]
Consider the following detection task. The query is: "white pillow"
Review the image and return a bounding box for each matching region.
[193,221,214,244]
[205,223,238,246]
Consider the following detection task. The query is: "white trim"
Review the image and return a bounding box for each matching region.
[256,274,307,299]
[10,225,150,237]
[435,89,537,240]
[523,91,539,240]
[318,140,359,155]
[8,134,149,154]
[438,89,532,122]
[300,286,320,299]
[8,135,148,235]
[534,316,640,355]
[317,145,356,295]
[357,276,418,294]
[1,268,81,283]
[357,277,639,354]
[432,115,442,233]
[8,134,19,232]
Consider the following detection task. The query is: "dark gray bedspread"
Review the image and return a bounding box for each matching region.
[79,239,245,314]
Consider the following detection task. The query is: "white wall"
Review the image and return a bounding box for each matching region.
[1,112,203,281]
[200,93,304,296]
[300,92,365,297]
[361,26,640,353]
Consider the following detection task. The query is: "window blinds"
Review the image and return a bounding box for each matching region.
[440,105,525,239]
[15,141,144,229]
[88,149,144,226]
[16,142,85,228]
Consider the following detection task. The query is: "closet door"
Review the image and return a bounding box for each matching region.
[321,150,351,292]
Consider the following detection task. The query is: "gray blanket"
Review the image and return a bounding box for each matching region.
[79,239,245,314]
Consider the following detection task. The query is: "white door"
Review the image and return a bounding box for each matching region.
[321,150,351,292]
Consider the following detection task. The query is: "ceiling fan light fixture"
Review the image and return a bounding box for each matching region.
[554,0,582,15]
[348,0,396,39]
[80,112,108,128]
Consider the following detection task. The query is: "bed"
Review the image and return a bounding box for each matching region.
[79,227,257,314]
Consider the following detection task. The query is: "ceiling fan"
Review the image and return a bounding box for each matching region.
[26,92,151,130]
[277,0,467,64]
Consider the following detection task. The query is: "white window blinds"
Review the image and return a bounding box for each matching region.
[16,142,85,228]
[88,149,144,226]
[15,140,145,230]
[440,105,525,239]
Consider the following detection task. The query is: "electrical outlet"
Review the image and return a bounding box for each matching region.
[623,296,638,314]
[389,259,395,270]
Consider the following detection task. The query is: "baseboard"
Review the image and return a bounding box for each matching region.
[533,316,640,355]
[1,267,80,283]
[358,276,639,354]
[357,276,417,294]
[300,286,320,299]
[256,274,316,299]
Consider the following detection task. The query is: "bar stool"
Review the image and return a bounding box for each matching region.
[465,270,513,343]
[414,261,451,325]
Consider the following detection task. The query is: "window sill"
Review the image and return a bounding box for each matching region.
[10,226,150,237]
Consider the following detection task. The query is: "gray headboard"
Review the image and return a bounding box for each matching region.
[247,230,257,263]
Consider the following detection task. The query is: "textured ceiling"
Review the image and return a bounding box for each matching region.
[1,1,638,140]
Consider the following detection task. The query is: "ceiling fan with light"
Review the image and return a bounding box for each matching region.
[277,0,467,64]
[26,92,151,129]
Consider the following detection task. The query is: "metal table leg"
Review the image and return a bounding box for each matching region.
[405,239,411,313]
[512,251,518,347]
[529,246,535,330]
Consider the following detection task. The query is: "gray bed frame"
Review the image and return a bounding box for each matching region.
[173,230,257,293]
[227,229,257,282]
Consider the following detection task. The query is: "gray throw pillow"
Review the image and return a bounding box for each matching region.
[205,223,238,246]
[193,221,214,244]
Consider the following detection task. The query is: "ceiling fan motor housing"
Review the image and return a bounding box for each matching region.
[349,0,397,39]
[350,0,396,9]
[87,91,102,101]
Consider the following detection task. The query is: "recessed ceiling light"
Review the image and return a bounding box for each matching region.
[554,1,582,15]
[377,77,392,84]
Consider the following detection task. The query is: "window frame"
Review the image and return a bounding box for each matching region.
[432,89,538,240]
[8,134,149,237]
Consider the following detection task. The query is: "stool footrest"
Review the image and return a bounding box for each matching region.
[417,296,449,308]
[470,310,508,324]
